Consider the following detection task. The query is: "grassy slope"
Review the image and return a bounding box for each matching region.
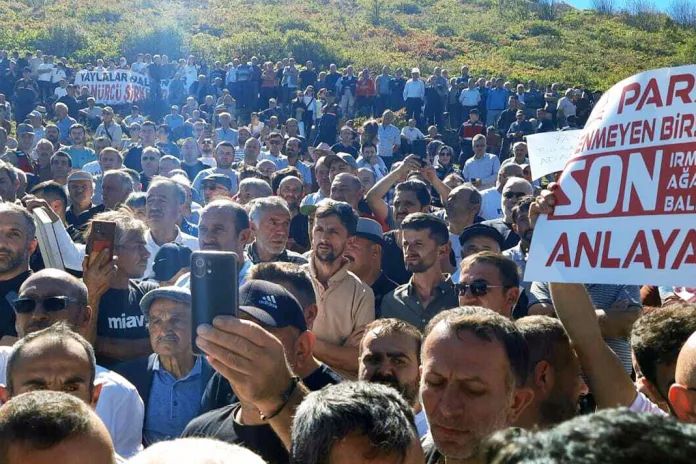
[1,0,695,89]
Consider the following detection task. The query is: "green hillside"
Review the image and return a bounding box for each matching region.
[1,0,695,89]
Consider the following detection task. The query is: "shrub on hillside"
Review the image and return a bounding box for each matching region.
[121,23,186,61]
[35,23,89,57]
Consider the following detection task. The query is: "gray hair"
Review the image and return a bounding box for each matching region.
[129,438,266,464]
[291,382,416,464]
[148,176,186,205]
[239,177,272,196]
[103,170,133,192]
[248,196,289,226]
[86,209,147,249]
[159,155,181,168]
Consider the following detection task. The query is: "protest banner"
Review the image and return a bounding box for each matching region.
[74,69,151,105]
[525,130,582,180]
[525,65,696,287]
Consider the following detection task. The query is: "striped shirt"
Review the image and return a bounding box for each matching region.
[530,283,641,373]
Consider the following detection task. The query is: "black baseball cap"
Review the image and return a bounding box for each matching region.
[152,243,192,282]
[202,173,232,191]
[238,280,307,332]
[459,223,505,248]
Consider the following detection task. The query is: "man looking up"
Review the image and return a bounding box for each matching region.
[180,137,207,181]
[246,197,307,265]
[193,141,239,195]
[307,200,374,379]
[359,318,428,437]
[380,213,457,330]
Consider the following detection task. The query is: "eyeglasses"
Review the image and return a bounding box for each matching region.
[439,152,452,156]
[13,296,83,314]
[503,191,528,200]
[270,140,282,145]
[456,280,507,297]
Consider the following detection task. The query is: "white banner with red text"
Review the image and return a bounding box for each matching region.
[74,69,151,105]
[525,65,696,286]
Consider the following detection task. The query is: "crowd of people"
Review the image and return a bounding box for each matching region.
[0,49,694,464]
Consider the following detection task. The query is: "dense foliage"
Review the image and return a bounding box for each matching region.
[1,0,695,89]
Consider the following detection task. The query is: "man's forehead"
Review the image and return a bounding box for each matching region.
[20,276,79,298]
[364,330,418,355]
[18,338,90,367]
[460,261,501,282]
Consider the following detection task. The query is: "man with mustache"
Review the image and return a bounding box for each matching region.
[144,177,198,278]
[115,287,213,446]
[176,200,253,290]
[0,269,145,458]
[358,318,429,437]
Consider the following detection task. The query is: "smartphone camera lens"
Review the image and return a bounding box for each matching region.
[193,258,206,277]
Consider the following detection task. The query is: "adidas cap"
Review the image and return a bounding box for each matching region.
[238,280,307,332]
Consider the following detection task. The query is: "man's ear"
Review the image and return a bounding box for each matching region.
[28,238,38,256]
[79,305,93,336]
[508,386,535,424]
[533,360,553,396]
[0,385,11,404]
[90,383,103,410]
[511,222,519,234]
[505,286,521,317]
[239,228,253,246]
[304,304,318,330]
[294,331,315,369]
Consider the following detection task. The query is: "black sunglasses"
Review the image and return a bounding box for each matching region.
[456,280,507,297]
[13,296,83,314]
[503,191,528,200]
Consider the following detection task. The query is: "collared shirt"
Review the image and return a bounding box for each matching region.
[245,241,308,265]
[216,128,239,146]
[403,79,425,100]
[64,146,96,169]
[486,87,510,111]
[530,283,641,373]
[380,276,458,330]
[306,255,375,379]
[357,156,388,181]
[289,159,312,185]
[480,187,503,220]
[462,154,501,190]
[0,347,144,458]
[458,88,480,107]
[377,124,401,158]
[144,356,205,445]
[176,258,251,289]
[145,227,199,278]
[300,190,326,207]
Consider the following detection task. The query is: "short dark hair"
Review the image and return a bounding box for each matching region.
[124,191,147,210]
[631,304,696,387]
[511,196,533,224]
[395,180,431,207]
[461,251,520,289]
[515,316,571,378]
[400,212,449,246]
[6,322,96,395]
[247,262,316,309]
[360,318,423,358]
[202,199,250,236]
[315,200,359,236]
[271,167,301,195]
[425,307,529,387]
[361,143,377,152]
[50,151,73,168]
[69,124,86,135]
[291,382,416,464]
[29,181,68,209]
[485,408,696,464]
[0,391,95,461]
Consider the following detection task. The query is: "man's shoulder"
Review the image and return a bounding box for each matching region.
[96,363,146,402]
[285,250,309,265]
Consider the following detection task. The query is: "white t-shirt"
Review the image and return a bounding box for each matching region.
[37,63,54,82]
[0,346,144,458]
[401,126,425,142]
[480,187,503,220]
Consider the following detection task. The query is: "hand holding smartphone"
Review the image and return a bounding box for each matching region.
[190,251,239,355]
[86,220,116,266]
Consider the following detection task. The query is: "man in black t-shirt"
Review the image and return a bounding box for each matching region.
[0,204,37,344]
[83,209,156,368]
[183,280,341,464]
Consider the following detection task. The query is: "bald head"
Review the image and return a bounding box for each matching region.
[128,438,265,464]
[670,331,696,423]
[20,269,88,303]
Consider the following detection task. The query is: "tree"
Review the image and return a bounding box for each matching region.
[591,0,616,16]
[669,0,696,28]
